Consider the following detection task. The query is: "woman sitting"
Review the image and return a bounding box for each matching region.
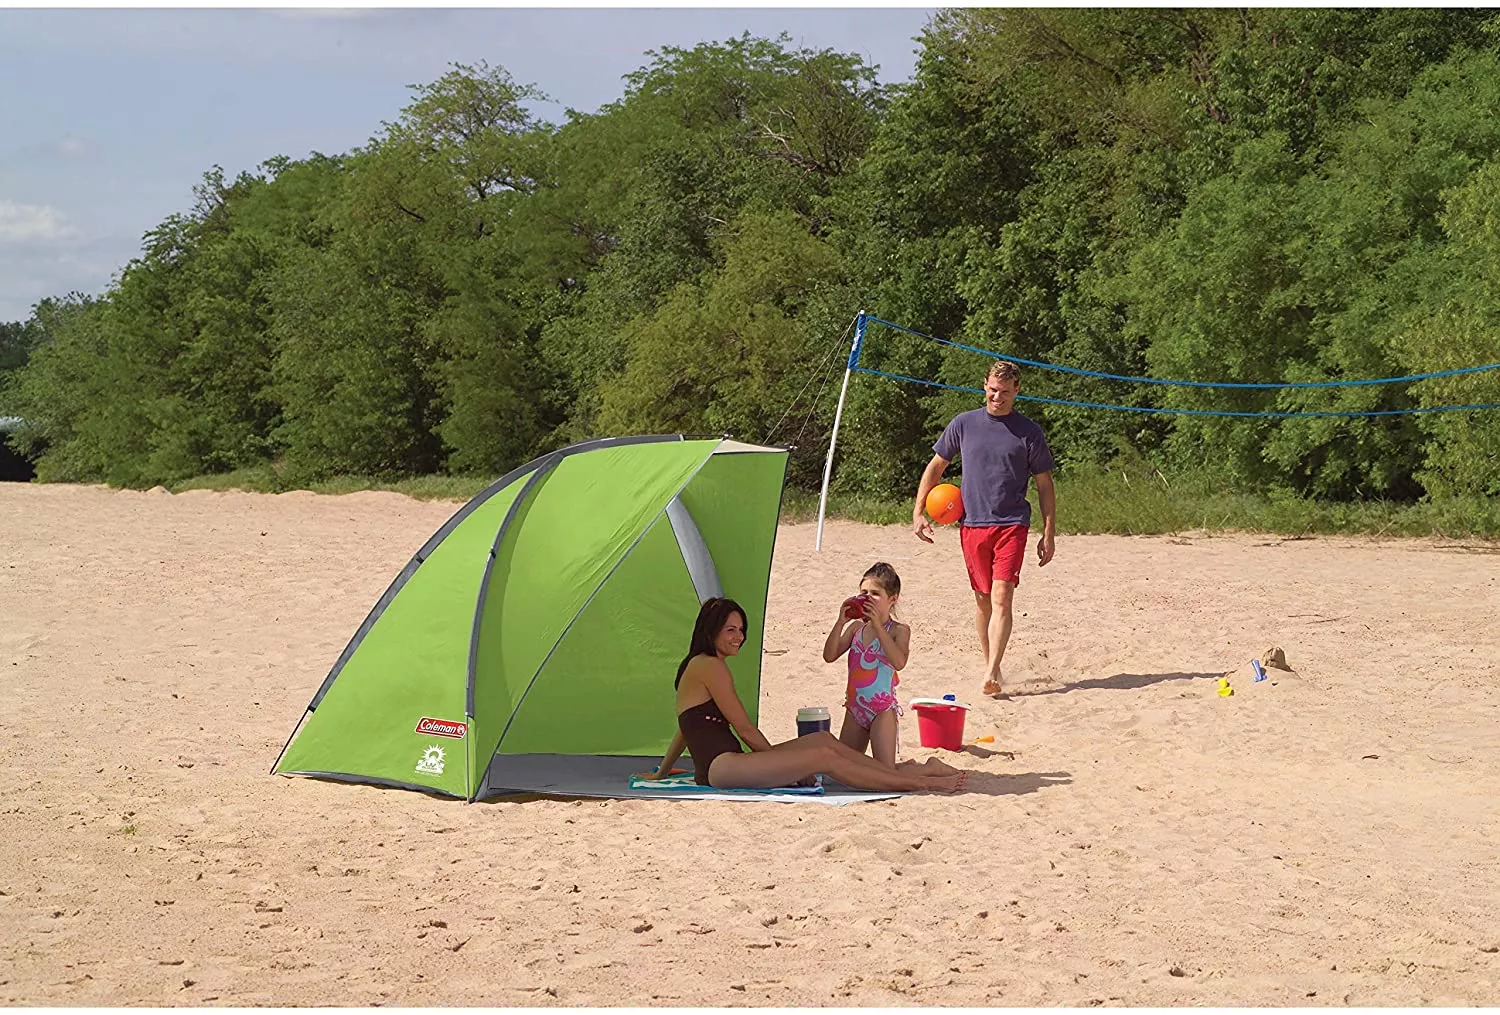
[636,598,966,793]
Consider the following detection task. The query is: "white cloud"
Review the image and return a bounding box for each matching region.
[0,201,78,244]
[0,233,120,321]
[55,136,94,159]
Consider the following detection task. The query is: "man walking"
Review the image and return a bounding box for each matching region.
[913,360,1056,697]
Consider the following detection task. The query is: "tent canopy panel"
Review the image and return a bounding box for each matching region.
[493,511,700,757]
[673,448,789,725]
[495,447,790,758]
[469,440,719,767]
[273,475,527,796]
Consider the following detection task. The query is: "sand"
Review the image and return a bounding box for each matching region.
[2,482,1499,1006]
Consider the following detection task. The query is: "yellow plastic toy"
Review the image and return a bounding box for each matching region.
[1216,676,1234,697]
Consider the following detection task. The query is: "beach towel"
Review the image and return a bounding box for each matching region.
[626,771,823,794]
[477,754,901,805]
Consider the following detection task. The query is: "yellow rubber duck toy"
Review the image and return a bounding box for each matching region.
[1216,676,1234,697]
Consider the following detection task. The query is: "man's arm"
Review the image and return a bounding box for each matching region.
[1034,470,1056,566]
[912,453,950,543]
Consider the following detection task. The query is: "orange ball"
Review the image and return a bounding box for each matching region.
[925,482,964,525]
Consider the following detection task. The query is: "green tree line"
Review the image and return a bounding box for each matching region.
[3,10,1499,506]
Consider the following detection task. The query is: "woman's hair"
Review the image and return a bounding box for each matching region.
[675,597,749,689]
[862,562,901,597]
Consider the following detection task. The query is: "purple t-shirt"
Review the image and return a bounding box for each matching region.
[933,408,1054,527]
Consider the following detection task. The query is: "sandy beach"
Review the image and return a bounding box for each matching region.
[3,482,1498,1006]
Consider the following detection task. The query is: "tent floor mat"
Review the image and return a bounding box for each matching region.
[479,753,902,805]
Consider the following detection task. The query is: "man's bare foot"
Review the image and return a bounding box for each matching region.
[982,672,1004,697]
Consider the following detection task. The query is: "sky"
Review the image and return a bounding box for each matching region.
[0,6,935,323]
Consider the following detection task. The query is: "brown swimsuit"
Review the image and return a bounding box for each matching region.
[677,698,744,785]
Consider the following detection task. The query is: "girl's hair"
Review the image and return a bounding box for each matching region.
[675,597,749,689]
[862,562,901,597]
[862,562,901,619]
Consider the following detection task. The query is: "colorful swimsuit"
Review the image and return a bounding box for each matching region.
[845,620,902,729]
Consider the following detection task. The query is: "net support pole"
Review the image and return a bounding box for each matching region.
[816,312,867,552]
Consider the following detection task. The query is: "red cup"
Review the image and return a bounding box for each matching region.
[843,594,870,620]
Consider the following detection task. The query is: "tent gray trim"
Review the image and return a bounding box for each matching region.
[666,495,723,602]
[276,769,466,800]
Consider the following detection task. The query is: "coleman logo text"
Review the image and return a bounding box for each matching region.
[414,717,467,739]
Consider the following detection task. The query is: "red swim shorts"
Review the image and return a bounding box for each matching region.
[960,524,1029,595]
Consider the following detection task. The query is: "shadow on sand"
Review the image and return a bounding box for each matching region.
[957,769,1072,797]
[1013,670,1223,698]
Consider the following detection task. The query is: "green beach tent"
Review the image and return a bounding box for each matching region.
[273,435,789,801]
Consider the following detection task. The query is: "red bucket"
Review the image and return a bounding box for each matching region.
[910,698,970,751]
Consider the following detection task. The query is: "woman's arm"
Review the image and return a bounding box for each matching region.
[698,657,775,752]
[868,619,912,671]
[634,729,687,780]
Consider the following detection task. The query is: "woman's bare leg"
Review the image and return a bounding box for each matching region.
[712,733,963,792]
[807,729,965,779]
[709,743,961,792]
[771,732,954,781]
